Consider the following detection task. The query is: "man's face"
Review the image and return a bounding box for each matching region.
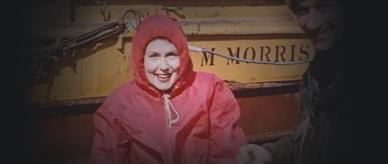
[291,0,345,50]
[144,38,180,91]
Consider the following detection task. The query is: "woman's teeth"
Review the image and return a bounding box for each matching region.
[156,74,170,81]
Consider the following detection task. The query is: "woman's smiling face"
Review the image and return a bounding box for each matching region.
[144,38,180,91]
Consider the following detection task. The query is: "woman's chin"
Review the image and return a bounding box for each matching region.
[152,81,173,91]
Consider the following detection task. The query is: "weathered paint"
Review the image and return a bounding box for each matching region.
[25,92,299,163]
[26,4,313,103]
[24,1,303,154]
[27,37,313,102]
[27,5,303,38]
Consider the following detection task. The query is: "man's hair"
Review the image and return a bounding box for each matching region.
[286,0,345,13]
[284,0,306,14]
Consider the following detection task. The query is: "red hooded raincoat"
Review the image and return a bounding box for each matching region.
[89,14,246,164]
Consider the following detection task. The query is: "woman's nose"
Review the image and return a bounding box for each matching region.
[158,58,170,71]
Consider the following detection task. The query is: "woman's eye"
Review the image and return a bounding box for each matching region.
[166,52,178,57]
[148,53,160,58]
[166,52,178,59]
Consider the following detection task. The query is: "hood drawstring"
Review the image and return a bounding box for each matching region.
[162,94,180,127]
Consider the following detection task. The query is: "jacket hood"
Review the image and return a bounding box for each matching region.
[131,14,194,97]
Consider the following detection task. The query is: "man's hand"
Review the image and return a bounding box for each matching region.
[237,144,273,164]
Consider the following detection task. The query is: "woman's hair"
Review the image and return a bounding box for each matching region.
[143,37,173,56]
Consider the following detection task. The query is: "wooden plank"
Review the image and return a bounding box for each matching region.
[26,37,313,102]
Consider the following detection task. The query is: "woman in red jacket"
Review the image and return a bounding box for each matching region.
[89,14,246,164]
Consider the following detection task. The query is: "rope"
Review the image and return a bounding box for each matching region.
[162,94,180,127]
[188,45,311,65]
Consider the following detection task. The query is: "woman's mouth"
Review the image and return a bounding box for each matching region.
[155,73,171,82]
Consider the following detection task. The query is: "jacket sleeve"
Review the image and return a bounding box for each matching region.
[89,104,130,164]
[208,80,247,164]
[261,117,308,164]
[261,77,312,164]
